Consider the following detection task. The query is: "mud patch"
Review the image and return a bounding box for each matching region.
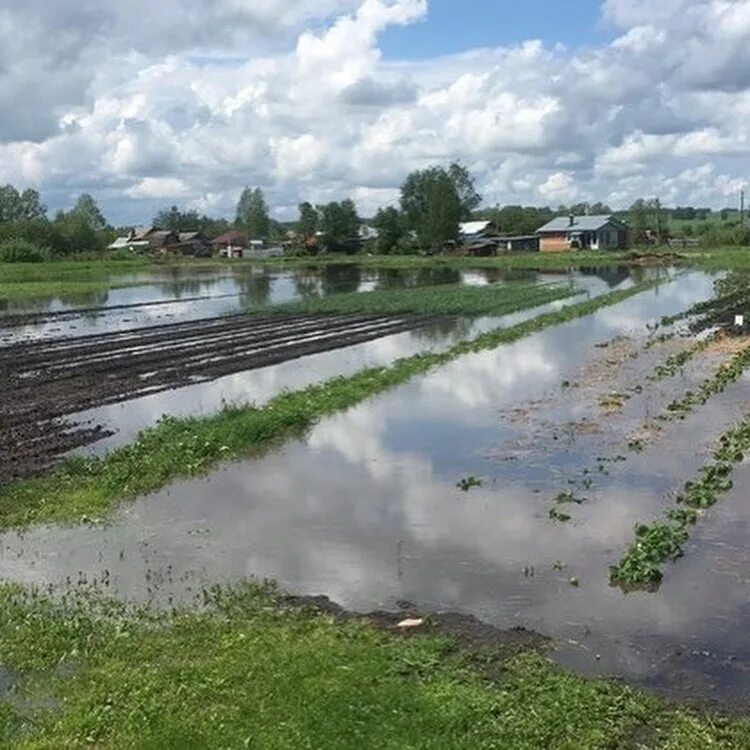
[281,594,548,662]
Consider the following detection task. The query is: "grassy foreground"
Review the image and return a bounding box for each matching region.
[0,281,661,531]
[266,281,579,316]
[1,583,748,748]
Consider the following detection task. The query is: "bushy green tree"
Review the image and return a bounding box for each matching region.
[71,194,107,231]
[401,166,463,252]
[629,199,650,244]
[236,187,270,239]
[0,185,46,222]
[372,206,406,254]
[448,162,482,219]
[318,199,360,253]
[297,202,318,239]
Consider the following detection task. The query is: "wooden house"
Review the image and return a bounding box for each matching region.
[536,215,629,252]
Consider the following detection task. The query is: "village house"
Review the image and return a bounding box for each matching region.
[457,221,500,256]
[536,215,629,252]
[108,227,212,256]
[211,230,248,258]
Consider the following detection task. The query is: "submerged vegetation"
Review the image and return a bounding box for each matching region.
[456,476,483,492]
[2,583,750,747]
[0,280,661,530]
[649,335,713,380]
[662,343,750,419]
[265,281,579,316]
[611,417,750,588]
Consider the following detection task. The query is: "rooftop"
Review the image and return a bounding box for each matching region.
[459,221,495,236]
[537,215,624,233]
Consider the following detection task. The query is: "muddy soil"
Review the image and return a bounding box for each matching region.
[0,312,435,484]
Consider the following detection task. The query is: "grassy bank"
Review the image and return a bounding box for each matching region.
[253,250,634,269]
[0,258,161,303]
[0,583,748,748]
[266,281,579,316]
[0,280,661,531]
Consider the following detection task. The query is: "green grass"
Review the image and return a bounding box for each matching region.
[1,583,749,748]
[253,250,634,269]
[0,280,661,531]
[265,281,579,316]
[0,258,159,302]
[611,418,750,588]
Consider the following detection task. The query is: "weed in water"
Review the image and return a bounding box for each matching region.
[456,476,483,492]
[611,415,750,589]
[549,507,572,523]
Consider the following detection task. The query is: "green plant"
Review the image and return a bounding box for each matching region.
[0,238,46,263]
[456,476,483,492]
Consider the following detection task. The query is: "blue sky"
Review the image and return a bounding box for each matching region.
[380,0,613,59]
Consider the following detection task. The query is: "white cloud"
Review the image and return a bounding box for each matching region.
[2,0,750,222]
[538,172,580,204]
[125,177,191,199]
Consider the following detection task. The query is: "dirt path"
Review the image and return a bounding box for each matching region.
[0,312,436,484]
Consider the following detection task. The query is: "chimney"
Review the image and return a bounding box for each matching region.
[569,214,575,227]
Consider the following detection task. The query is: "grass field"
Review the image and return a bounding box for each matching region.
[265,281,579,316]
[1,583,748,748]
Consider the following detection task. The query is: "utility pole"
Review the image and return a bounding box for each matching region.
[741,189,745,230]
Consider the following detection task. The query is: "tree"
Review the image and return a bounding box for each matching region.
[236,187,270,239]
[318,199,360,253]
[628,199,650,245]
[0,185,46,222]
[53,211,101,254]
[648,198,667,243]
[448,162,482,219]
[297,201,318,239]
[154,205,182,231]
[71,194,107,231]
[372,206,405,254]
[401,166,463,251]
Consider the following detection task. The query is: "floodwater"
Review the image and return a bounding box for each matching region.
[7,269,750,704]
[1,263,654,344]
[75,295,587,454]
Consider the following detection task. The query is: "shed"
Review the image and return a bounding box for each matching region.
[497,235,540,253]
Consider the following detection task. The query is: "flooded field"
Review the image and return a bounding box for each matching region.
[0,263,652,344]
[6,268,750,706]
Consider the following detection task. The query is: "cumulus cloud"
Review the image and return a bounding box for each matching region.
[1,0,750,222]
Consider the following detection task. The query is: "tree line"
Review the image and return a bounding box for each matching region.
[2,172,749,263]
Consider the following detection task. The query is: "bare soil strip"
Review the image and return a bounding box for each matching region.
[0,312,435,484]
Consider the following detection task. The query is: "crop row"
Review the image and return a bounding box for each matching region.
[610,418,750,588]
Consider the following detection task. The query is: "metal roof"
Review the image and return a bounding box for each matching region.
[537,215,623,233]
[459,221,494,236]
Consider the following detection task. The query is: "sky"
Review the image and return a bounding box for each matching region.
[1,0,749,225]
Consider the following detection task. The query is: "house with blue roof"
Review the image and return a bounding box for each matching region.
[536,215,629,252]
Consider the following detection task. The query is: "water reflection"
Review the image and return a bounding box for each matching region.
[2,264,660,345]
[5,271,749,703]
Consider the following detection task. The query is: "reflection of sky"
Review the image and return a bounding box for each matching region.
[73,294,587,454]
[5,271,750,701]
[1,264,666,345]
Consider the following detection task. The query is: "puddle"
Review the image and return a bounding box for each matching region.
[1,263,655,345]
